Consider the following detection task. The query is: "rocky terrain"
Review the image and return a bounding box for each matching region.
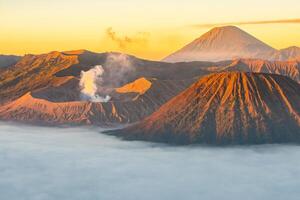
[0,50,217,105]
[0,49,299,130]
[0,75,194,125]
[0,49,215,125]
[209,59,300,83]
[111,72,300,145]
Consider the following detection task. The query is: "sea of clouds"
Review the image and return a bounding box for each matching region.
[0,122,300,200]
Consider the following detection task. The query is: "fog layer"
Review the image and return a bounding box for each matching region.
[0,123,299,200]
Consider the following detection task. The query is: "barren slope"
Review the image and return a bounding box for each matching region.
[0,55,21,68]
[0,78,194,125]
[111,72,300,145]
[210,59,300,83]
[0,50,214,104]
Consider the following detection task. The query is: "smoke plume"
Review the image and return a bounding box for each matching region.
[79,53,136,102]
[103,53,136,89]
[106,27,149,49]
[79,65,111,102]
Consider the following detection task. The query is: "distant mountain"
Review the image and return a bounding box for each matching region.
[208,59,300,83]
[163,26,300,62]
[273,46,300,61]
[110,72,300,145]
[0,55,21,68]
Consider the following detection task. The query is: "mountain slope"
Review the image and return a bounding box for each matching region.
[0,55,21,68]
[0,78,194,125]
[111,72,300,145]
[209,59,300,83]
[274,46,300,61]
[0,50,215,104]
[0,51,80,104]
[163,26,277,62]
[115,77,152,95]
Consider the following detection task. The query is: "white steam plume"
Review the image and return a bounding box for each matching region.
[79,65,111,102]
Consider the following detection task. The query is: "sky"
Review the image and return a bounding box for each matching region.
[1,0,300,60]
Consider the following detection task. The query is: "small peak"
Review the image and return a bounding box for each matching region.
[214,25,240,30]
[199,71,260,84]
[115,77,152,95]
[48,51,61,55]
[62,49,86,55]
[287,46,300,49]
[208,25,242,33]
[282,46,300,51]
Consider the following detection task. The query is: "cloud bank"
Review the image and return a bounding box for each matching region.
[1,123,300,200]
[192,18,300,28]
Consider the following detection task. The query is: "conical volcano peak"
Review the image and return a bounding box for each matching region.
[201,25,247,38]
[201,26,266,44]
[112,72,300,145]
[163,26,277,62]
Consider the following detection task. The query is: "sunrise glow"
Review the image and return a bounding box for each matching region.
[1,0,300,60]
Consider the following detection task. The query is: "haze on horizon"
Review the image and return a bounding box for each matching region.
[1,0,300,60]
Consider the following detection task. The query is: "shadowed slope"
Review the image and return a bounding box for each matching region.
[111,72,300,145]
[0,55,21,68]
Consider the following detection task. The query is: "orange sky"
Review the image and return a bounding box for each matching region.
[1,0,300,60]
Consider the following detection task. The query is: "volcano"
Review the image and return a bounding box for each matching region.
[163,26,300,62]
[0,50,215,105]
[163,26,276,62]
[111,72,300,145]
[1,50,299,126]
[0,77,194,125]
